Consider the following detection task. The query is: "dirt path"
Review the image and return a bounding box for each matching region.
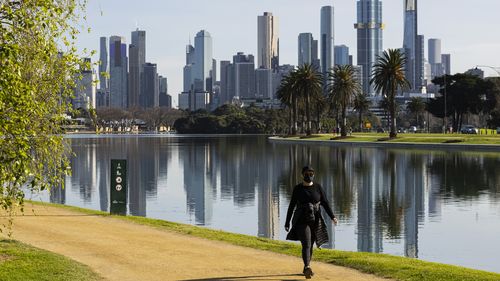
[8,203,389,281]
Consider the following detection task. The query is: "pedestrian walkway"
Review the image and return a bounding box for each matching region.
[10,203,389,281]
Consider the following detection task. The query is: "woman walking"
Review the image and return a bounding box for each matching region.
[285,166,338,279]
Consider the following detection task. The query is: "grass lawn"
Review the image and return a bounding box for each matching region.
[0,239,101,281]
[28,201,500,281]
[280,133,500,145]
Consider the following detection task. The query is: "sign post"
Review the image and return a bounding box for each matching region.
[110,159,127,215]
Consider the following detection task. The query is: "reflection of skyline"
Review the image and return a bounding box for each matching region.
[57,136,500,271]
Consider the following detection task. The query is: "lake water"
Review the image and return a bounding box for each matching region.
[31,135,500,273]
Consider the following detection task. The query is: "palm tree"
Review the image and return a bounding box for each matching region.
[370,49,411,138]
[328,65,362,137]
[353,92,371,132]
[293,64,323,135]
[406,97,426,127]
[276,73,297,135]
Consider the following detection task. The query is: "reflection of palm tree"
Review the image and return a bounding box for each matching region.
[328,65,362,137]
[371,49,410,138]
[406,97,426,127]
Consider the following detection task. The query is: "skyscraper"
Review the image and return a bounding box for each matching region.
[73,58,96,110]
[298,33,313,67]
[194,30,213,92]
[109,36,128,108]
[257,12,279,70]
[233,52,256,99]
[415,34,425,89]
[334,45,350,66]
[141,63,159,108]
[129,29,146,108]
[321,6,335,75]
[219,60,231,104]
[98,37,108,90]
[428,38,442,78]
[183,44,195,93]
[403,0,418,90]
[158,76,171,108]
[355,0,383,95]
[441,54,451,75]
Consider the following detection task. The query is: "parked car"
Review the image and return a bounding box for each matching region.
[460,125,478,134]
[497,127,500,134]
[377,127,385,133]
[408,126,417,133]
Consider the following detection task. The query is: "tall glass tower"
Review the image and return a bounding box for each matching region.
[194,30,213,92]
[355,0,383,95]
[129,29,146,107]
[320,6,334,75]
[257,12,279,70]
[403,0,418,91]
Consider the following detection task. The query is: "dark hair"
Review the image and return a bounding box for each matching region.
[302,166,314,174]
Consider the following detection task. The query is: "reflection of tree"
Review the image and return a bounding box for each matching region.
[428,153,500,197]
[376,151,403,239]
[331,148,354,217]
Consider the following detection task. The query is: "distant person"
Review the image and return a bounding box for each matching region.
[285,166,338,279]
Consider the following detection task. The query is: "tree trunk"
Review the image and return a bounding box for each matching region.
[292,97,298,135]
[359,110,363,132]
[288,107,292,135]
[389,92,397,138]
[306,94,311,135]
[341,107,347,137]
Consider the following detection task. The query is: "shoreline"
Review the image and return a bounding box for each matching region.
[16,201,500,281]
[269,136,500,152]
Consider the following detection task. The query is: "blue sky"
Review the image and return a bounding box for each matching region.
[77,0,500,106]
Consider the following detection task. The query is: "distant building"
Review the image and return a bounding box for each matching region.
[159,76,171,108]
[109,36,128,108]
[441,54,451,75]
[194,30,213,92]
[129,29,146,108]
[98,37,108,91]
[141,63,159,108]
[219,60,231,104]
[321,6,335,74]
[334,45,349,66]
[256,68,273,99]
[428,38,443,78]
[415,34,425,89]
[258,12,279,70]
[233,52,256,100]
[355,0,383,95]
[403,0,418,90]
[178,92,189,110]
[73,58,96,111]
[272,64,295,100]
[298,33,313,67]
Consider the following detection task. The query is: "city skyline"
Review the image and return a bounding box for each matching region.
[78,0,500,106]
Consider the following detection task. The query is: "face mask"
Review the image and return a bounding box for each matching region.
[304,175,314,183]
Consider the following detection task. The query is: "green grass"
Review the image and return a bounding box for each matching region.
[26,201,500,281]
[0,239,101,281]
[277,133,500,146]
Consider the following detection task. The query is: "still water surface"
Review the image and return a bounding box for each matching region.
[32,135,500,273]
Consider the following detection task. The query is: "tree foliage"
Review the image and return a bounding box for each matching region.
[0,0,87,235]
[370,49,410,138]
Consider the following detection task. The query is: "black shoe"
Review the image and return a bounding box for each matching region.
[303,266,314,279]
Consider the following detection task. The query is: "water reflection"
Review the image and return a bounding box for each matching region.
[50,135,500,272]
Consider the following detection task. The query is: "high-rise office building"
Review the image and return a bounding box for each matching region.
[73,58,96,110]
[355,0,383,95]
[403,0,418,90]
[158,76,171,108]
[129,29,146,108]
[256,68,273,99]
[321,6,335,74]
[334,45,349,66]
[415,34,425,89]
[141,63,159,108]
[194,30,213,92]
[441,54,451,75]
[98,37,108,90]
[220,60,231,104]
[233,52,256,99]
[312,39,320,70]
[109,36,128,108]
[183,44,195,92]
[298,33,313,67]
[257,12,279,70]
[428,38,442,78]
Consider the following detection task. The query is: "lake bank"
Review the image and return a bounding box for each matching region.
[269,133,500,151]
[8,201,500,281]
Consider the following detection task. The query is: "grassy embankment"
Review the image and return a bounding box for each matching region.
[23,201,500,281]
[281,133,500,145]
[0,239,101,281]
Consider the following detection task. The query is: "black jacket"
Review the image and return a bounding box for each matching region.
[285,183,335,247]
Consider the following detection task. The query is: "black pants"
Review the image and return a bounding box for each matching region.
[296,222,316,267]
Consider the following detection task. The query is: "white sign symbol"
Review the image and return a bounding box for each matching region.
[116,184,122,191]
[116,177,122,184]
